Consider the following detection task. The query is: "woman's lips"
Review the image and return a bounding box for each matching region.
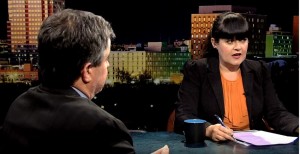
[232,53,241,59]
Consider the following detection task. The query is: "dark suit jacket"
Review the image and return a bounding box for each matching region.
[1,85,135,154]
[175,57,298,136]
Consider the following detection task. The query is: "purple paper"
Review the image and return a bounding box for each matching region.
[233,131,298,146]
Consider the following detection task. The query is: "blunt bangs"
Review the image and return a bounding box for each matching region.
[213,13,249,40]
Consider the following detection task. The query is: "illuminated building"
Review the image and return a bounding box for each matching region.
[265,24,293,57]
[107,51,147,84]
[146,51,190,82]
[107,43,191,84]
[0,63,38,83]
[7,0,64,64]
[292,16,299,55]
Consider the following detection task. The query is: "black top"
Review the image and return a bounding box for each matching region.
[1,85,135,154]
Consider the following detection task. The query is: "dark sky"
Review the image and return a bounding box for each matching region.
[0,0,299,43]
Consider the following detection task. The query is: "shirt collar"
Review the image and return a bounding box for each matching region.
[71,86,88,99]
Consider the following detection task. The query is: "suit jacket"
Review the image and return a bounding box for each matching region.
[1,85,135,154]
[174,57,298,136]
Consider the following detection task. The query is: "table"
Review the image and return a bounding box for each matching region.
[131,131,299,154]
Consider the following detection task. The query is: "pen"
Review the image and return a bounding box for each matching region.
[214,115,249,146]
[233,138,251,146]
[214,114,226,127]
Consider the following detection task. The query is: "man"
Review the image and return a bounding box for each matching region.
[1,9,168,154]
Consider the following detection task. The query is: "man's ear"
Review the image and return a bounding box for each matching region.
[82,63,92,83]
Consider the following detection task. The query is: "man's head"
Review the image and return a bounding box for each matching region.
[37,9,115,93]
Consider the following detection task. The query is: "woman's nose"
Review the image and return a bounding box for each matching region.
[233,41,242,50]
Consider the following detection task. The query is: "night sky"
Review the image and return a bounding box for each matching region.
[0,0,299,43]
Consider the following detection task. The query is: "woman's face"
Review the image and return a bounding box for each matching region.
[212,38,248,69]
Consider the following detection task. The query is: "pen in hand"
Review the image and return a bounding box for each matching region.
[214,114,250,146]
[214,114,233,138]
[214,114,226,127]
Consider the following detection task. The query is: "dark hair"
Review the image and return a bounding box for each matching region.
[37,9,115,88]
[203,12,249,57]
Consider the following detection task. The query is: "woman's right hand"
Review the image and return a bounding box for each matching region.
[206,124,235,142]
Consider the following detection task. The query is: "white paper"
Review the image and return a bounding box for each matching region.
[233,130,298,146]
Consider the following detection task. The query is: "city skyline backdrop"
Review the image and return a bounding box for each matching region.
[0,0,299,43]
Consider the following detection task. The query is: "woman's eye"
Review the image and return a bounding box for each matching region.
[226,40,233,44]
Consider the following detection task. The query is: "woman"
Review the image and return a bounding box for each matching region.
[174,12,299,142]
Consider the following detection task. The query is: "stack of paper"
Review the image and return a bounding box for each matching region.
[233,130,298,146]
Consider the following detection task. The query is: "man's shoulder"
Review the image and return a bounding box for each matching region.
[74,100,121,123]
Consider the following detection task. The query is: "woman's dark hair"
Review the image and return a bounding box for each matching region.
[203,12,249,57]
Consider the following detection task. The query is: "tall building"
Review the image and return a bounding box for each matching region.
[6,0,64,64]
[265,24,293,57]
[292,16,299,55]
[191,13,218,59]
[191,5,267,59]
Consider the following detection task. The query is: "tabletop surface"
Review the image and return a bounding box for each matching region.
[131,131,299,154]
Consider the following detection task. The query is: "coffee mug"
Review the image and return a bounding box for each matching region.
[183,119,207,147]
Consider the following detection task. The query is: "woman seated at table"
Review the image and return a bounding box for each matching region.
[174,12,299,142]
